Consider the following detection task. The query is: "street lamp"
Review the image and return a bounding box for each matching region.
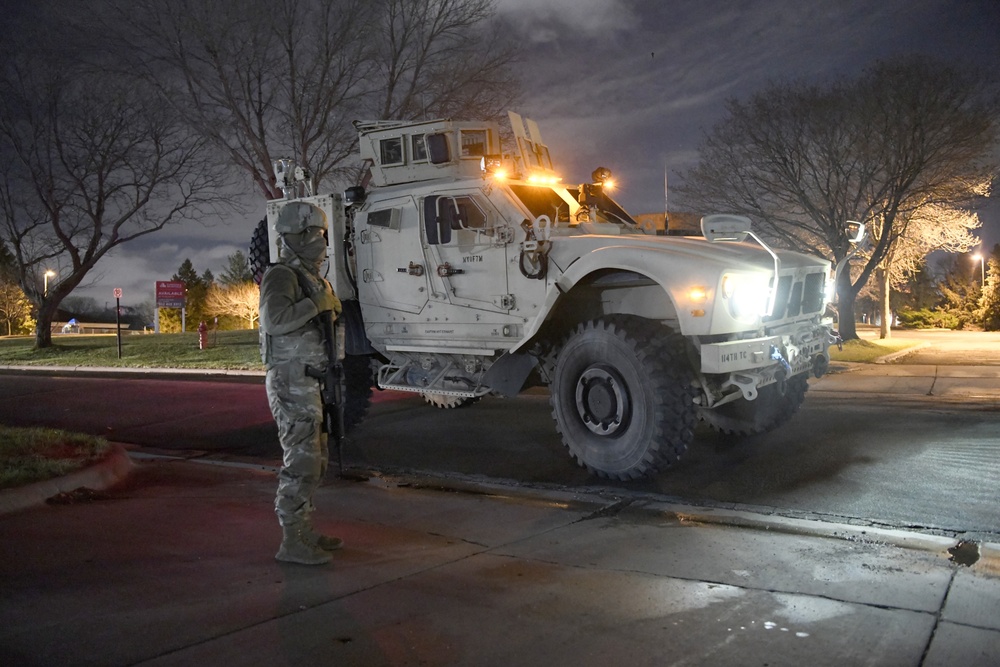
[971,254,985,284]
[43,269,56,297]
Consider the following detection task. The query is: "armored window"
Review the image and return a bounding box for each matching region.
[426,134,451,164]
[367,208,401,230]
[379,137,403,166]
[460,130,488,158]
[411,135,428,162]
[448,196,488,231]
[423,195,490,244]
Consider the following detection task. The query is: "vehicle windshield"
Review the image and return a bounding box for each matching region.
[565,186,637,227]
[508,184,572,222]
[508,183,637,227]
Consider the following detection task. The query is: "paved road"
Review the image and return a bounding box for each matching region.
[1,365,998,543]
[346,370,1000,543]
[0,373,281,457]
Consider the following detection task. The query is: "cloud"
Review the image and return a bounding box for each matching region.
[502,0,1000,225]
[62,0,1000,302]
[71,229,252,306]
[495,0,639,42]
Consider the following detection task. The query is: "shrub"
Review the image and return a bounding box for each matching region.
[896,308,959,329]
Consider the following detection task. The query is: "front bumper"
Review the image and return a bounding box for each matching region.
[697,322,836,404]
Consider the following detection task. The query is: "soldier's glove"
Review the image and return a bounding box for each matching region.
[310,284,342,316]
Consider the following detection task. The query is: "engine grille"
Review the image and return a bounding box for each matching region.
[765,272,825,322]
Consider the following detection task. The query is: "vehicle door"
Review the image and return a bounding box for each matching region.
[421,191,512,313]
[354,196,429,315]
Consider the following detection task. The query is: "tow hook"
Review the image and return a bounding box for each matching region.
[769,345,791,394]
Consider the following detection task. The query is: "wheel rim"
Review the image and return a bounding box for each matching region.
[574,365,630,436]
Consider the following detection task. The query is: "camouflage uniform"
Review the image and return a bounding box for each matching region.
[259,202,342,565]
[260,260,328,519]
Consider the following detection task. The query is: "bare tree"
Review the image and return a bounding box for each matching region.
[371,0,520,120]
[677,58,999,340]
[0,51,235,348]
[108,0,520,200]
[872,205,980,338]
[205,282,260,329]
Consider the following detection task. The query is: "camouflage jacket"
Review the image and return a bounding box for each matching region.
[258,261,329,371]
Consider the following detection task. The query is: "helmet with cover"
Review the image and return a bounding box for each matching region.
[274,202,328,234]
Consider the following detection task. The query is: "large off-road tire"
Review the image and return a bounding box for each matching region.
[343,354,375,433]
[698,374,808,437]
[550,317,698,480]
[249,217,270,286]
[420,393,479,409]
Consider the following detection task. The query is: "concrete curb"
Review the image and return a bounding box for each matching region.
[0,443,134,515]
[979,543,1000,576]
[665,503,1000,577]
[0,364,265,378]
[874,340,930,364]
[5,448,998,575]
[334,466,1000,576]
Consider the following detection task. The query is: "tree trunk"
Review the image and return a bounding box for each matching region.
[836,270,859,340]
[34,299,57,348]
[878,268,891,340]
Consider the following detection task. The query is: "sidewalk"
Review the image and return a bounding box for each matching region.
[1,452,998,666]
[815,363,1000,401]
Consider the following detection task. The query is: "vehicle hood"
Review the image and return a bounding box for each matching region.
[548,233,829,273]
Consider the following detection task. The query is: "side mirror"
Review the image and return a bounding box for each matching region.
[701,214,751,243]
[845,220,866,244]
[344,186,366,206]
[426,133,451,164]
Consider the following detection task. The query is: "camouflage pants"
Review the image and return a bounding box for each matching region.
[265,361,329,527]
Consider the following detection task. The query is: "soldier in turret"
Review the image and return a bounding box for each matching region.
[259,202,343,565]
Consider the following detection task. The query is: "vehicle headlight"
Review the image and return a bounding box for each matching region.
[722,273,772,321]
[824,271,836,306]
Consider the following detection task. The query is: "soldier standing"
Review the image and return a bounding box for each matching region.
[259,201,344,565]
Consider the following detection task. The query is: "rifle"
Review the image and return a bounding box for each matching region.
[316,309,346,477]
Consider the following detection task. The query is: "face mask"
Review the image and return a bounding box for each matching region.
[284,227,327,265]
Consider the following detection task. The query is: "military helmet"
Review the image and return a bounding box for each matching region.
[274,202,328,234]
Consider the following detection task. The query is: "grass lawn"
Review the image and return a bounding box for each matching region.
[0,327,922,369]
[0,426,111,490]
[0,330,263,370]
[829,336,921,363]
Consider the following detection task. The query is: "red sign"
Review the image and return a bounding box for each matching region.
[156,280,186,308]
[113,288,123,299]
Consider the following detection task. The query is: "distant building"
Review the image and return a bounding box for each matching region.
[51,306,150,334]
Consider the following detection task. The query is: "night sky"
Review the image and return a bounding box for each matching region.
[65,0,1000,305]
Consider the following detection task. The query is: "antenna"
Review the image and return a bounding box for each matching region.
[663,164,669,232]
[663,166,668,216]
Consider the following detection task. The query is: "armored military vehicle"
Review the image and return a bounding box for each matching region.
[253,112,845,480]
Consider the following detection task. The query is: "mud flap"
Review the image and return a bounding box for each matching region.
[481,351,538,397]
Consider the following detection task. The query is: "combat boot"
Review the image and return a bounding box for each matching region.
[275,524,332,565]
[305,525,344,551]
